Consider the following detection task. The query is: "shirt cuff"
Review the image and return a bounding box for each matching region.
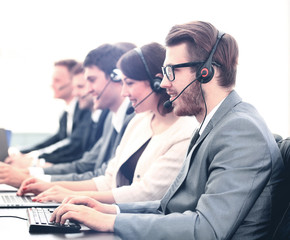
[92,176,110,191]
[113,204,121,214]
[29,167,45,176]
[28,167,52,182]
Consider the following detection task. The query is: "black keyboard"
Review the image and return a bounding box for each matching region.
[27,207,81,233]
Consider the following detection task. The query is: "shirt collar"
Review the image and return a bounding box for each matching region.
[91,109,103,123]
[112,97,130,133]
[64,97,77,115]
[199,97,226,135]
[64,98,77,136]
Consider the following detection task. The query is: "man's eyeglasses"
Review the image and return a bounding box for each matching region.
[162,62,204,82]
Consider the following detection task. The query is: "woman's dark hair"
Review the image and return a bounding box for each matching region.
[117,42,173,115]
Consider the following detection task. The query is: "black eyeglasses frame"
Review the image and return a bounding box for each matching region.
[162,61,221,81]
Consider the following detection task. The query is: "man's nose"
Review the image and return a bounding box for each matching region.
[160,75,172,89]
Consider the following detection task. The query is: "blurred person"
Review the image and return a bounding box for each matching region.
[29,63,109,165]
[69,63,110,155]
[0,43,135,188]
[17,42,196,205]
[6,61,97,167]
[20,59,81,153]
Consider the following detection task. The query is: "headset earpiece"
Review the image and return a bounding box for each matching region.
[135,48,162,93]
[196,31,225,84]
[110,68,122,82]
[197,62,215,84]
[151,76,162,92]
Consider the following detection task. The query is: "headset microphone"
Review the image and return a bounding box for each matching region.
[81,90,93,99]
[126,106,135,115]
[96,69,122,100]
[164,78,198,108]
[96,80,111,100]
[126,90,155,114]
[163,99,173,109]
[58,82,71,91]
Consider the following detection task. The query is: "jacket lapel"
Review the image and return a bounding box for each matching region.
[160,90,242,212]
[111,106,135,152]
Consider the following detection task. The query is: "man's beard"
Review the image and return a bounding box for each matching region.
[173,81,203,117]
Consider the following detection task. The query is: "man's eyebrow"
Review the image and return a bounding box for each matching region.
[163,61,176,66]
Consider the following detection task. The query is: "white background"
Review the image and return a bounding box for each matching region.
[0,0,289,137]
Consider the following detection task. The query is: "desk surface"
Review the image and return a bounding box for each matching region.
[0,208,121,240]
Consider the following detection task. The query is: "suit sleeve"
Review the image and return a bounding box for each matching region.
[39,110,93,164]
[20,133,62,154]
[114,118,274,240]
[118,200,161,214]
[44,136,104,180]
[21,112,67,153]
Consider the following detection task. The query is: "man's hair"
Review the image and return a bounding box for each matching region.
[83,43,134,78]
[165,21,239,87]
[71,62,84,76]
[54,59,79,74]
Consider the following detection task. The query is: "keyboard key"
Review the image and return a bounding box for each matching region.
[27,208,81,233]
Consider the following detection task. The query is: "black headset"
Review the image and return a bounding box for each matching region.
[196,31,225,84]
[135,48,162,93]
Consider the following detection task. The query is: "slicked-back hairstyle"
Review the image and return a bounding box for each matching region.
[83,43,130,79]
[117,42,173,115]
[165,21,239,88]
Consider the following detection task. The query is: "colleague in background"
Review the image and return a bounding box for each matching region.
[50,21,285,240]
[26,63,109,166]
[0,43,135,188]
[18,42,196,205]
[6,59,93,166]
[27,42,137,168]
[19,59,84,154]
[69,63,110,157]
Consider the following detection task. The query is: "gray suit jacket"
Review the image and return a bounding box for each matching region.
[114,91,285,240]
[44,109,135,181]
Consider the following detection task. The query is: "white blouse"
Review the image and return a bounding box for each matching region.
[93,111,197,203]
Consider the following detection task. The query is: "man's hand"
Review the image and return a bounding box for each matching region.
[5,153,34,168]
[62,196,118,214]
[0,162,30,188]
[51,201,116,232]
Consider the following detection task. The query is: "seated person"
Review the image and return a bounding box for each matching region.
[6,60,95,166]
[0,43,135,188]
[48,21,285,240]
[18,42,196,205]
[272,137,290,239]
[32,63,109,166]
